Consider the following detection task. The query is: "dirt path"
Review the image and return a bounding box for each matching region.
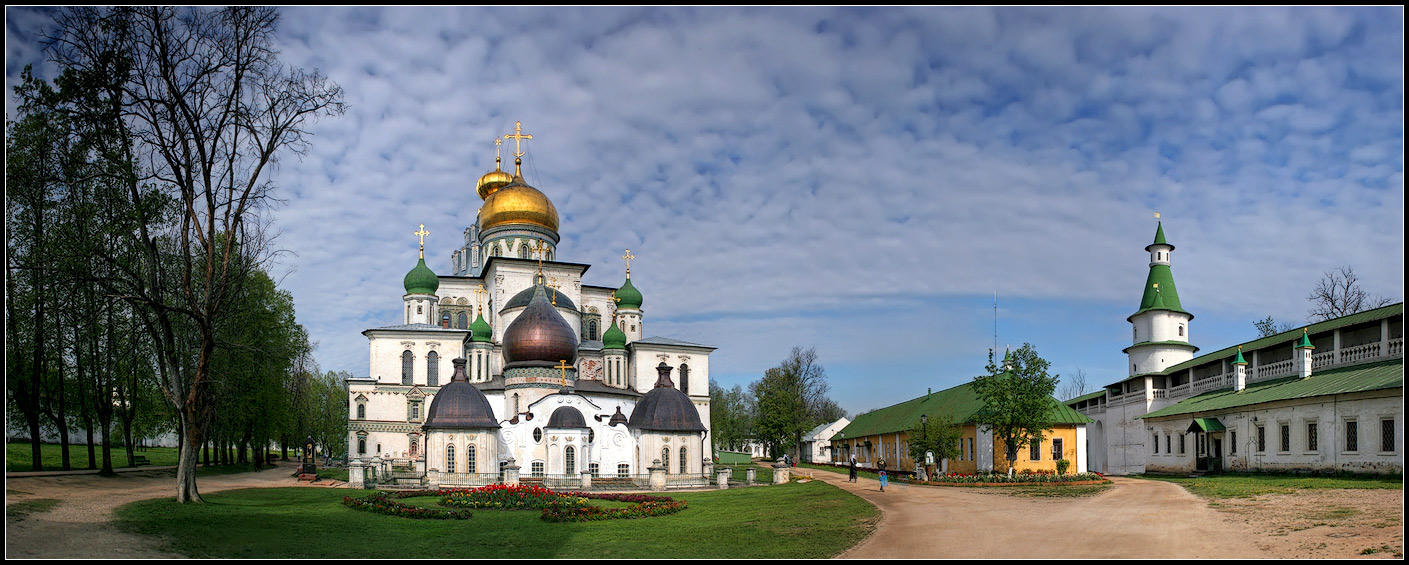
[5,468,339,559]
[799,467,1402,559]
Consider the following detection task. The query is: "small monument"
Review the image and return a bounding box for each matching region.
[300,435,317,478]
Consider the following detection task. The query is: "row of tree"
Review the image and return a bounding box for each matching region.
[5,6,345,502]
[709,347,847,461]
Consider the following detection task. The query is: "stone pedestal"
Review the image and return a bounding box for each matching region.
[648,459,667,491]
[580,470,593,490]
[717,468,730,489]
[503,459,521,486]
[703,459,714,479]
[746,467,757,485]
[772,462,790,485]
[369,456,382,484]
[349,459,366,489]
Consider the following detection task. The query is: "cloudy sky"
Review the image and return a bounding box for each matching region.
[7,7,1403,416]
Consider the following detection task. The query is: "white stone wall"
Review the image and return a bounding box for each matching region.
[367,331,465,385]
[634,430,708,474]
[1146,391,1402,475]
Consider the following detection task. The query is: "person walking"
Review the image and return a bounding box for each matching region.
[848,454,857,482]
[877,458,888,492]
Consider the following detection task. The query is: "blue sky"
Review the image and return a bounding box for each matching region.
[6,7,1404,416]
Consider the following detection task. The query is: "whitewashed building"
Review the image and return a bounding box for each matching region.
[347,123,716,488]
[1069,223,1403,475]
[801,417,850,463]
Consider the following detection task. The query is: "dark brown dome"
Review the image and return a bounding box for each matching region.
[503,282,578,365]
[424,358,500,429]
[546,406,589,429]
[628,363,706,432]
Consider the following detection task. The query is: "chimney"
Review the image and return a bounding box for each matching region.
[1233,346,1248,392]
[1296,329,1315,379]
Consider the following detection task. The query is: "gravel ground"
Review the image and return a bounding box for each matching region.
[4,466,1401,559]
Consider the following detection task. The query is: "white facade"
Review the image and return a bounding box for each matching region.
[802,418,850,463]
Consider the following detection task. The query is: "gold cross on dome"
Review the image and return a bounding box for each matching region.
[473,284,486,313]
[494,138,503,164]
[555,359,573,389]
[621,249,635,277]
[414,224,430,259]
[549,277,560,305]
[504,121,533,176]
[610,290,620,320]
[531,240,548,274]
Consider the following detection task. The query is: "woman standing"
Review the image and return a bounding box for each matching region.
[877,458,888,492]
[848,454,858,482]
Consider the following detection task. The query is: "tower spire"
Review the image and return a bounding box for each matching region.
[414,224,430,259]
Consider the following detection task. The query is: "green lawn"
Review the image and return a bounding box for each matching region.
[114,481,879,558]
[6,498,60,521]
[7,442,185,472]
[1136,472,1403,499]
[317,467,350,482]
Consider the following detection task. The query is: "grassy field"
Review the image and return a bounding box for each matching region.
[317,467,350,482]
[1137,472,1403,499]
[7,442,183,472]
[114,481,879,558]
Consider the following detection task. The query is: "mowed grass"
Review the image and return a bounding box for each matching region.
[114,481,879,559]
[1137,472,1403,499]
[6,498,61,521]
[7,442,183,472]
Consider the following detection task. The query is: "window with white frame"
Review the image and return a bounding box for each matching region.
[1165,434,1171,455]
[531,461,545,477]
[467,445,477,474]
[1178,434,1185,455]
[590,462,600,477]
[617,463,630,478]
[1345,420,1358,452]
[1052,438,1063,461]
[1306,422,1318,452]
[565,446,576,475]
[446,445,456,474]
[1279,423,1290,452]
[968,438,974,461]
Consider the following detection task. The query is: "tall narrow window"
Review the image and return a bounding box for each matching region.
[1230,430,1237,454]
[1307,422,1318,451]
[357,403,366,420]
[1165,435,1170,454]
[968,438,974,461]
[1029,438,1041,461]
[1178,435,1185,454]
[679,364,690,395]
[1052,438,1063,461]
[588,320,598,341]
[565,446,576,475]
[427,351,439,387]
[1257,426,1266,452]
[467,445,477,474]
[1382,419,1396,452]
[1346,421,1358,451]
[662,447,671,473]
[358,438,366,455]
[447,445,456,474]
[519,244,530,259]
[1153,433,1159,454]
[458,312,468,329]
[402,350,414,385]
[680,446,688,474]
[512,394,520,415]
[1279,424,1290,452]
[1179,325,1185,337]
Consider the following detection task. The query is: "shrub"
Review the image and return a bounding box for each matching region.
[342,493,473,520]
[1055,459,1071,475]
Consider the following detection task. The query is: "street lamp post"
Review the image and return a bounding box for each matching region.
[921,414,928,480]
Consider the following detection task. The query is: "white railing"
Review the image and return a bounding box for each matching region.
[1389,338,1403,357]
[1312,350,1335,369]
[1340,342,1382,364]
[1151,389,1167,399]
[1256,359,1295,381]
[1191,374,1229,394]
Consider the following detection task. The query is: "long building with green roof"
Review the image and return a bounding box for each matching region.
[832,378,1092,476]
[1068,221,1403,475]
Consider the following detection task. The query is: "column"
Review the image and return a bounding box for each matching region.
[503,459,521,486]
[648,460,667,491]
[772,461,790,485]
[579,470,593,490]
[717,468,730,489]
[349,459,366,489]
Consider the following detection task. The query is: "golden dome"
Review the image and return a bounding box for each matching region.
[478,178,559,232]
[476,168,513,200]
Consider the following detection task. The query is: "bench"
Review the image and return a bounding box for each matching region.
[133,455,151,466]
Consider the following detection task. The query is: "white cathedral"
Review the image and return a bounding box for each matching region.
[346,122,715,487]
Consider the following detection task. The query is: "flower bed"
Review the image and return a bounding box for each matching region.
[900,470,1109,486]
[541,499,688,522]
[342,493,473,520]
[440,484,588,510]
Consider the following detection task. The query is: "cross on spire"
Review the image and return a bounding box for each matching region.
[531,240,549,279]
[473,284,486,315]
[504,121,533,176]
[555,359,573,389]
[414,224,430,259]
[610,290,621,322]
[549,277,560,306]
[621,249,635,278]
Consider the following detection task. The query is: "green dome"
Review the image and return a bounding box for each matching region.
[404,258,439,296]
[469,312,493,343]
[616,277,643,310]
[602,318,627,350]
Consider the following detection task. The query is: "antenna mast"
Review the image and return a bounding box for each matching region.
[993,291,998,357]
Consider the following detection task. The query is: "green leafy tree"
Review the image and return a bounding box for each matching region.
[749,347,837,461]
[971,343,1060,477]
[905,411,963,478]
[708,379,754,453]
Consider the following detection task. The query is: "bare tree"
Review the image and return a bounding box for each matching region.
[1253,316,1296,338]
[1307,266,1391,322]
[1059,366,1088,402]
[35,6,344,502]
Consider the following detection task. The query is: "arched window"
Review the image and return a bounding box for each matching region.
[447,444,456,474]
[512,394,520,415]
[588,320,598,341]
[662,447,671,473]
[457,312,468,329]
[466,445,477,474]
[402,350,414,385]
[679,364,690,395]
[1133,327,1138,341]
[427,351,439,387]
[356,403,366,420]
[1179,325,1185,337]
[491,244,501,257]
[357,434,367,455]
[679,446,688,474]
[565,446,576,475]
[519,244,530,259]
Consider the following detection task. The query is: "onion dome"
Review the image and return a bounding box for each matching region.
[502,281,578,365]
[476,154,514,200]
[628,362,706,432]
[469,311,493,343]
[608,406,628,427]
[504,283,576,311]
[615,277,643,310]
[546,406,589,429]
[601,319,627,350]
[478,176,559,232]
[404,258,439,296]
[423,358,500,429]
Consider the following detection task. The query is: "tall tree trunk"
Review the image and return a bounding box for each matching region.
[174,414,203,503]
[85,425,97,470]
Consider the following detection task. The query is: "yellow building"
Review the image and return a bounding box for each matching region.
[832,379,1092,476]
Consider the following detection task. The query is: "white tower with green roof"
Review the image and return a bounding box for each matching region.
[1123,222,1198,376]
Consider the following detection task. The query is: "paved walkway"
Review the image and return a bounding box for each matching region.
[801,466,1275,559]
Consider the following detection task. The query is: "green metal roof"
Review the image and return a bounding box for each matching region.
[1129,264,1192,320]
[837,381,1092,439]
[1149,222,1170,248]
[403,257,439,295]
[615,276,643,310]
[1297,331,1315,349]
[1065,390,1106,404]
[1159,303,1402,376]
[601,318,627,350]
[469,312,492,343]
[1187,418,1225,432]
[1140,359,1403,420]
